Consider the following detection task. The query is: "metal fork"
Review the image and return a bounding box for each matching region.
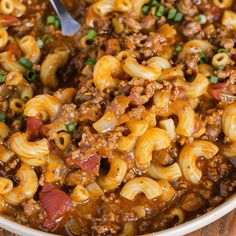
[50,0,81,36]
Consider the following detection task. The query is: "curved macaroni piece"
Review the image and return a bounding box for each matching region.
[158,180,176,202]
[169,100,195,137]
[222,102,236,141]
[212,52,229,67]
[71,185,90,203]
[54,88,77,104]
[92,0,115,16]
[122,57,161,81]
[4,164,38,205]
[158,66,184,81]
[19,155,46,166]
[55,132,71,150]
[10,98,25,114]
[179,140,219,184]
[131,0,149,19]
[86,182,104,197]
[5,71,27,86]
[24,94,61,121]
[9,132,49,159]
[93,55,122,90]
[93,111,118,133]
[0,177,13,194]
[118,222,136,236]
[118,119,149,152]
[0,122,10,141]
[115,0,132,12]
[98,157,127,190]
[174,73,209,98]
[40,49,69,89]
[0,0,14,15]
[18,35,41,63]
[0,27,8,50]
[159,119,176,140]
[12,0,26,17]
[148,162,182,181]
[213,0,233,8]
[167,208,184,225]
[0,145,14,163]
[134,128,171,167]
[221,142,236,158]
[179,40,215,59]
[157,24,177,45]
[0,51,25,73]
[222,10,236,30]
[120,177,162,200]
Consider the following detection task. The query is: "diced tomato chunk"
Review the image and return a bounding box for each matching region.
[40,183,74,230]
[208,82,228,101]
[0,15,20,26]
[26,117,43,140]
[67,154,101,176]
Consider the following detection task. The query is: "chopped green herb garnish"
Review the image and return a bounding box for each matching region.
[175,45,182,53]
[25,70,36,82]
[215,65,225,70]
[217,48,228,53]
[0,71,6,83]
[0,113,6,123]
[150,0,159,6]
[156,5,165,17]
[210,75,218,84]
[167,9,177,20]
[19,57,32,69]
[67,122,77,132]
[199,53,208,64]
[42,34,53,44]
[142,5,150,15]
[47,16,60,28]
[85,58,97,65]
[197,14,207,24]
[86,29,98,43]
[174,12,184,22]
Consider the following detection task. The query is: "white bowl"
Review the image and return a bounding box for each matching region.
[1,194,236,236]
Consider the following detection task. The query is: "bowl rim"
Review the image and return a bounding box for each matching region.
[0,193,236,236]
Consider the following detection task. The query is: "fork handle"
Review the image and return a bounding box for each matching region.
[50,0,81,36]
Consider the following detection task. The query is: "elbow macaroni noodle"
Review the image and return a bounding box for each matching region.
[1,0,236,234]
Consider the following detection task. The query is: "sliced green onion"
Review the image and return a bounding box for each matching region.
[25,70,36,82]
[86,29,98,43]
[174,12,184,22]
[199,53,208,64]
[175,45,182,53]
[142,5,150,15]
[85,58,97,65]
[217,48,228,53]
[54,19,60,28]
[47,16,56,25]
[42,34,53,44]
[210,75,218,84]
[215,65,225,70]
[197,14,207,24]
[47,16,60,28]
[150,0,159,6]
[19,114,25,123]
[0,71,6,83]
[0,113,6,123]
[156,5,165,17]
[19,57,32,69]
[167,9,177,20]
[67,122,77,132]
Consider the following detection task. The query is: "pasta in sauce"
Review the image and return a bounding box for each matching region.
[0,0,236,235]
